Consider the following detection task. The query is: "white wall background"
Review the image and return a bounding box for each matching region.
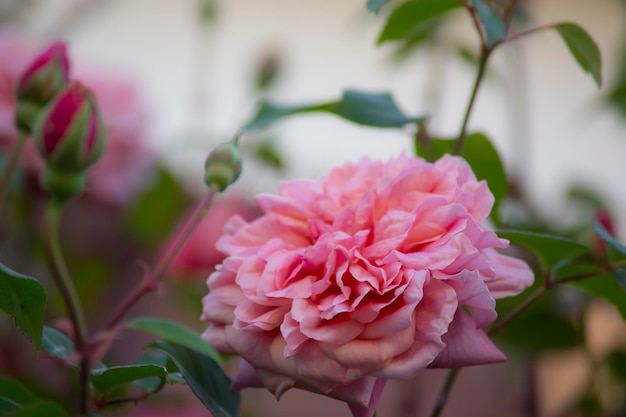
[12,0,626,233]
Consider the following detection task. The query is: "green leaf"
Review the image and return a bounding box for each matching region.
[555,263,626,320]
[41,326,74,361]
[91,365,167,393]
[494,294,583,350]
[377,0,461,43]
[133,354,169,394]
[127,317,222,364]
[149,340,239,417]
[0,398,21,413]
[593,221,626,256]
[3,401,70,417]
[0,264,46,351]
[497,230,590,271]
[244,90,423,131]
[415,132,507,217]
[472,0,506,47]
[555,23,602,88]
[0,377,36,407]
[367,0,391,14]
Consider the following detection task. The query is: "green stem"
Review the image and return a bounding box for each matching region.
[453,50,490,155]
[101,188,217,331]
[430,368,461,417]
[0,131,27,211]
[46,199,90,414]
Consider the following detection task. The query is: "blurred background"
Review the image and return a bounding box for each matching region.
[1,0,626,416]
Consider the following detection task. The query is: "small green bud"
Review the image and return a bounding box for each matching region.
[204,138,242,191]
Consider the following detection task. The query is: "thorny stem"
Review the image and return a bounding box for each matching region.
[0,131,27,212]
[101,188,217,331]
[46,199,90,414]
[429,368,461,417]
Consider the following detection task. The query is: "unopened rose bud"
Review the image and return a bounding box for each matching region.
[204,138,242,191]
[33,82,106,200]
[15,42,70,134]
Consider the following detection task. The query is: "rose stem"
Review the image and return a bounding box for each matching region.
[46,199,90,414]
[429,368,461,417]
[101,187,216,331]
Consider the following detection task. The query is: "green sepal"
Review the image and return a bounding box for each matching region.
[39,167,87,201]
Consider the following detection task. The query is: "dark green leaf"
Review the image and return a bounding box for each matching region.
[41,326,74,361]
[555,23,602,88]
[127,317,222,364]
[166,372,186,384]
[593,221,626,255]
[415,132,507,217]
[3,401,69,417]
[329,90,424,127]
[367,0,392,14]
[91,365,167,393]
[0,398,21,413]
[149,340,239,417]
[0,377,36,407]
[472,0,506,47]
[244,90,423,131]
[494,290,583,350]
[497,230,589,271]
[0,264,46,351]
[134,354,169,394]
[555,263,626,320]
[244,102,330,131]
[377,0,461,43]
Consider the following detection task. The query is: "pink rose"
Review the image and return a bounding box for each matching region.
[201,153,533,417]
[170,195,261,278]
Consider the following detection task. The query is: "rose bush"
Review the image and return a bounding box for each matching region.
[201,153,533,417]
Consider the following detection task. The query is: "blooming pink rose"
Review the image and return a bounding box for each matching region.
[201,153,534,417]
[170,195,261,278]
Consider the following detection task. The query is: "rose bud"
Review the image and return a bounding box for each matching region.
[15,41,70,134]
[33,81,106,200]
[204,138,242,191]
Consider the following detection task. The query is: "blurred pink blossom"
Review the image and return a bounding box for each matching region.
[170,195,261,278]
[201,153,533,417]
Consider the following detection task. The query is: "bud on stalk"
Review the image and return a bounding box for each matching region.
[15,42,70,134]
[204,135,243,191]
[33,82,106,201]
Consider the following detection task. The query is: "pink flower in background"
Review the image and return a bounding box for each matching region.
[0,30,154,205]
[0,29,34,140]
[76,70,154,205]
[201,153,533,417]
[170,195,261,278]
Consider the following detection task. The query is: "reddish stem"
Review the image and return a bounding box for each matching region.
[101,188,216,331]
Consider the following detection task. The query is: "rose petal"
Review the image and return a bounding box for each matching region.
[428,309,506,368]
